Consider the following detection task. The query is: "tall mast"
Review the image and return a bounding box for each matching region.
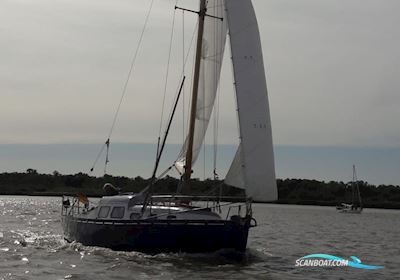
[353,164,362,208]
[183,0,207,188]
[352,165,356,205]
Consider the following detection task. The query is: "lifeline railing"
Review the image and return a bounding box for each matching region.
[61,194,253,221]
[141,194,252,219]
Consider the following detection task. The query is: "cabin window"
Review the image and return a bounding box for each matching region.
[98,206,110,218]
[111,207,125,219]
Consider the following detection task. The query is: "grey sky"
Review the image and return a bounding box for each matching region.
[1,0,400,149]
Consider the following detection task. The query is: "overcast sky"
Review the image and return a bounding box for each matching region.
[1,0,400,148]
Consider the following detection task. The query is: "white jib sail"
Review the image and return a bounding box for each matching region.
[224,0,278,202]
[175,0,228,174]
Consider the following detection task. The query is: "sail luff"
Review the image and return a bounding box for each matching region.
[224,0,277,202]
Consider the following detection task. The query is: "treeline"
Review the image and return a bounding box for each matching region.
[0,169,243,197]
[0,169,399,209]
[277,178,400,209]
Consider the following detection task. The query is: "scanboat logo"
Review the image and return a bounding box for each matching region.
[295,254,384,270]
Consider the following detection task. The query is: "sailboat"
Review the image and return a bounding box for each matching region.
[336,165,363,214]
[61,0,277,253]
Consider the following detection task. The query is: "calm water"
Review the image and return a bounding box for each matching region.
[0,196,398,280]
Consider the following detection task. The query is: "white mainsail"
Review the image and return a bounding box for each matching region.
[224,0,277,202]
[175,0,227,174]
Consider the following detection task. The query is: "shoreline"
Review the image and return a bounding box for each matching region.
[0,192,399,210]
[1,171,399,210]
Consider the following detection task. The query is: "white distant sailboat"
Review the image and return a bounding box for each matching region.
[337,165,363,214]
[62,0,277,253]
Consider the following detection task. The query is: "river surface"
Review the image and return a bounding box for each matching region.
[0,196,398,279]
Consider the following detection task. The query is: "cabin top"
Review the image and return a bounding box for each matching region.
[99,195,135,205]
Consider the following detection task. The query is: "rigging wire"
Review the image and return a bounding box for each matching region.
[212,1,218,180]
[108,0,155,140]
[159,19,198,167]
[104,138,110,174]
[202,9,206,181]
[182,10,186,144]
[178,17,199,145]
[213,86,220,180]
[203,70,206,181]
[182,21,199,147]
[149,1,198,180]
[152,76,186,179]
[155,3,198,177]
[213,0,223,180]
[184,23,198,150]
[89,0,155,174]
[157,5,178,144]
[89,140,107,173]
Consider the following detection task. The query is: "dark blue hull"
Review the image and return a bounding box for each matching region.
[62,216,251,253]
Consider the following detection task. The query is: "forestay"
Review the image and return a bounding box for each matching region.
[224,0,277,202]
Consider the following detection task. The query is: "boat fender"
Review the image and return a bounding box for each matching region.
[250,217,257,228]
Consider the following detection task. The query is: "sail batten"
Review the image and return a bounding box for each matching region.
[224,0,277,202]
